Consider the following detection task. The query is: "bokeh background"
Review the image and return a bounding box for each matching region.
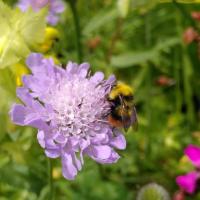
[1,0,200,199]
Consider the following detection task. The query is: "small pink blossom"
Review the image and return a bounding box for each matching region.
[176,172,198,194]
[184,144,200,168]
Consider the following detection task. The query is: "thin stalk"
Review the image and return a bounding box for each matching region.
[144,12,153,157]
[172,0,199,30]
[144,12,152,123]
[68,0,83,63]
[174,48,182,114]
[174,14,182,114]
[48,158,54,200]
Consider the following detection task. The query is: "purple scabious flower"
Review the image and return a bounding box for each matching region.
[10,53,126,180]
[17,0,65,25]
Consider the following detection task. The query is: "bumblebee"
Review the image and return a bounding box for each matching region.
[108,82,138,132]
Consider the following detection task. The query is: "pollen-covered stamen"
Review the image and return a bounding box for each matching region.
[46,76,110,138]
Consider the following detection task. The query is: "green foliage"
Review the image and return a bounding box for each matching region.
[0,1,47,68]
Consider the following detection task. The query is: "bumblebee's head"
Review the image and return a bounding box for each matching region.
[109,82,133,100]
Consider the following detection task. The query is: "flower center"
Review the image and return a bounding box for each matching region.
[46,76,110,138]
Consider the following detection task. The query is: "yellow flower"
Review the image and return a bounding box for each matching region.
[38,27,59,53]
[11,63,29,87]
[53,167,62,179]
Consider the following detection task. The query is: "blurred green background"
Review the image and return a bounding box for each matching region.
[1,0,200,199]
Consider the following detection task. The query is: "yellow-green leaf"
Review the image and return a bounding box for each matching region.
[0,1,47,68]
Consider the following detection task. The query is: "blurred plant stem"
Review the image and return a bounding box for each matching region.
[174,48,182,114]
[106,17,123,64]
[48,158,54,200]
[144,12,152,123]
[174,3,195,126]
[68,0,83,63]
[174,14,182,114]
[172,0,199,31]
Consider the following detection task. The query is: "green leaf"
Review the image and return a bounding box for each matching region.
[111,37,180,68]
[0,1,47,68]
[83,8,118,35]
[111,50,158,68]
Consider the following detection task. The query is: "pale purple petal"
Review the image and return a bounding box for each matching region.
[66,61,78,74]
[93,150,120,164]
[87,145,112,160]
[104,75,116,93]
[91,133,109,145]
[62,153,78,180]
[50,0,65,13]
[78,63,90,78]
[17,0,31,11]
[37,130,45,148]
[110,134,126,150]
[90,72,104,85]
[46,14,59,26]
[30,0,49,10]
[71,152,82,171]
[17,0,65,25]
[10,104,26,125]
[45,148,61,158]
[25,118,50,131]
[54,134,67,144]
[26,53,43,72]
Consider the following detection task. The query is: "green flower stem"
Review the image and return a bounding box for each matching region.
[68,0,83,63]
[172,0,199,30]
[48,158,54,200]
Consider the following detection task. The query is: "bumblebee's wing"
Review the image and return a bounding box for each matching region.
[123,106,138,132]
[119,95,131,132]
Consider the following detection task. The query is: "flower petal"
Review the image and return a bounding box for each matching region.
[90,145,112,160]
[184,144,200,167]
[66,61,78,74]
[62,153,78,180]
[176,172,198,194]
[37,130,45,148]
[26,53,43,73]
[91,133,109,145]
[72,152,82,171]
[51,0,65,13]
[78,63,90,78]
[25,117,50,131]
[9,104,26,125]
[17,87,33,106]
[45,148,61,158]
[92,150,120,164]
[90,72,104,85]
[110,134,126,150]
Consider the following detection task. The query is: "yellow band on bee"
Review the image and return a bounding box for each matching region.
[109,82,133,100]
